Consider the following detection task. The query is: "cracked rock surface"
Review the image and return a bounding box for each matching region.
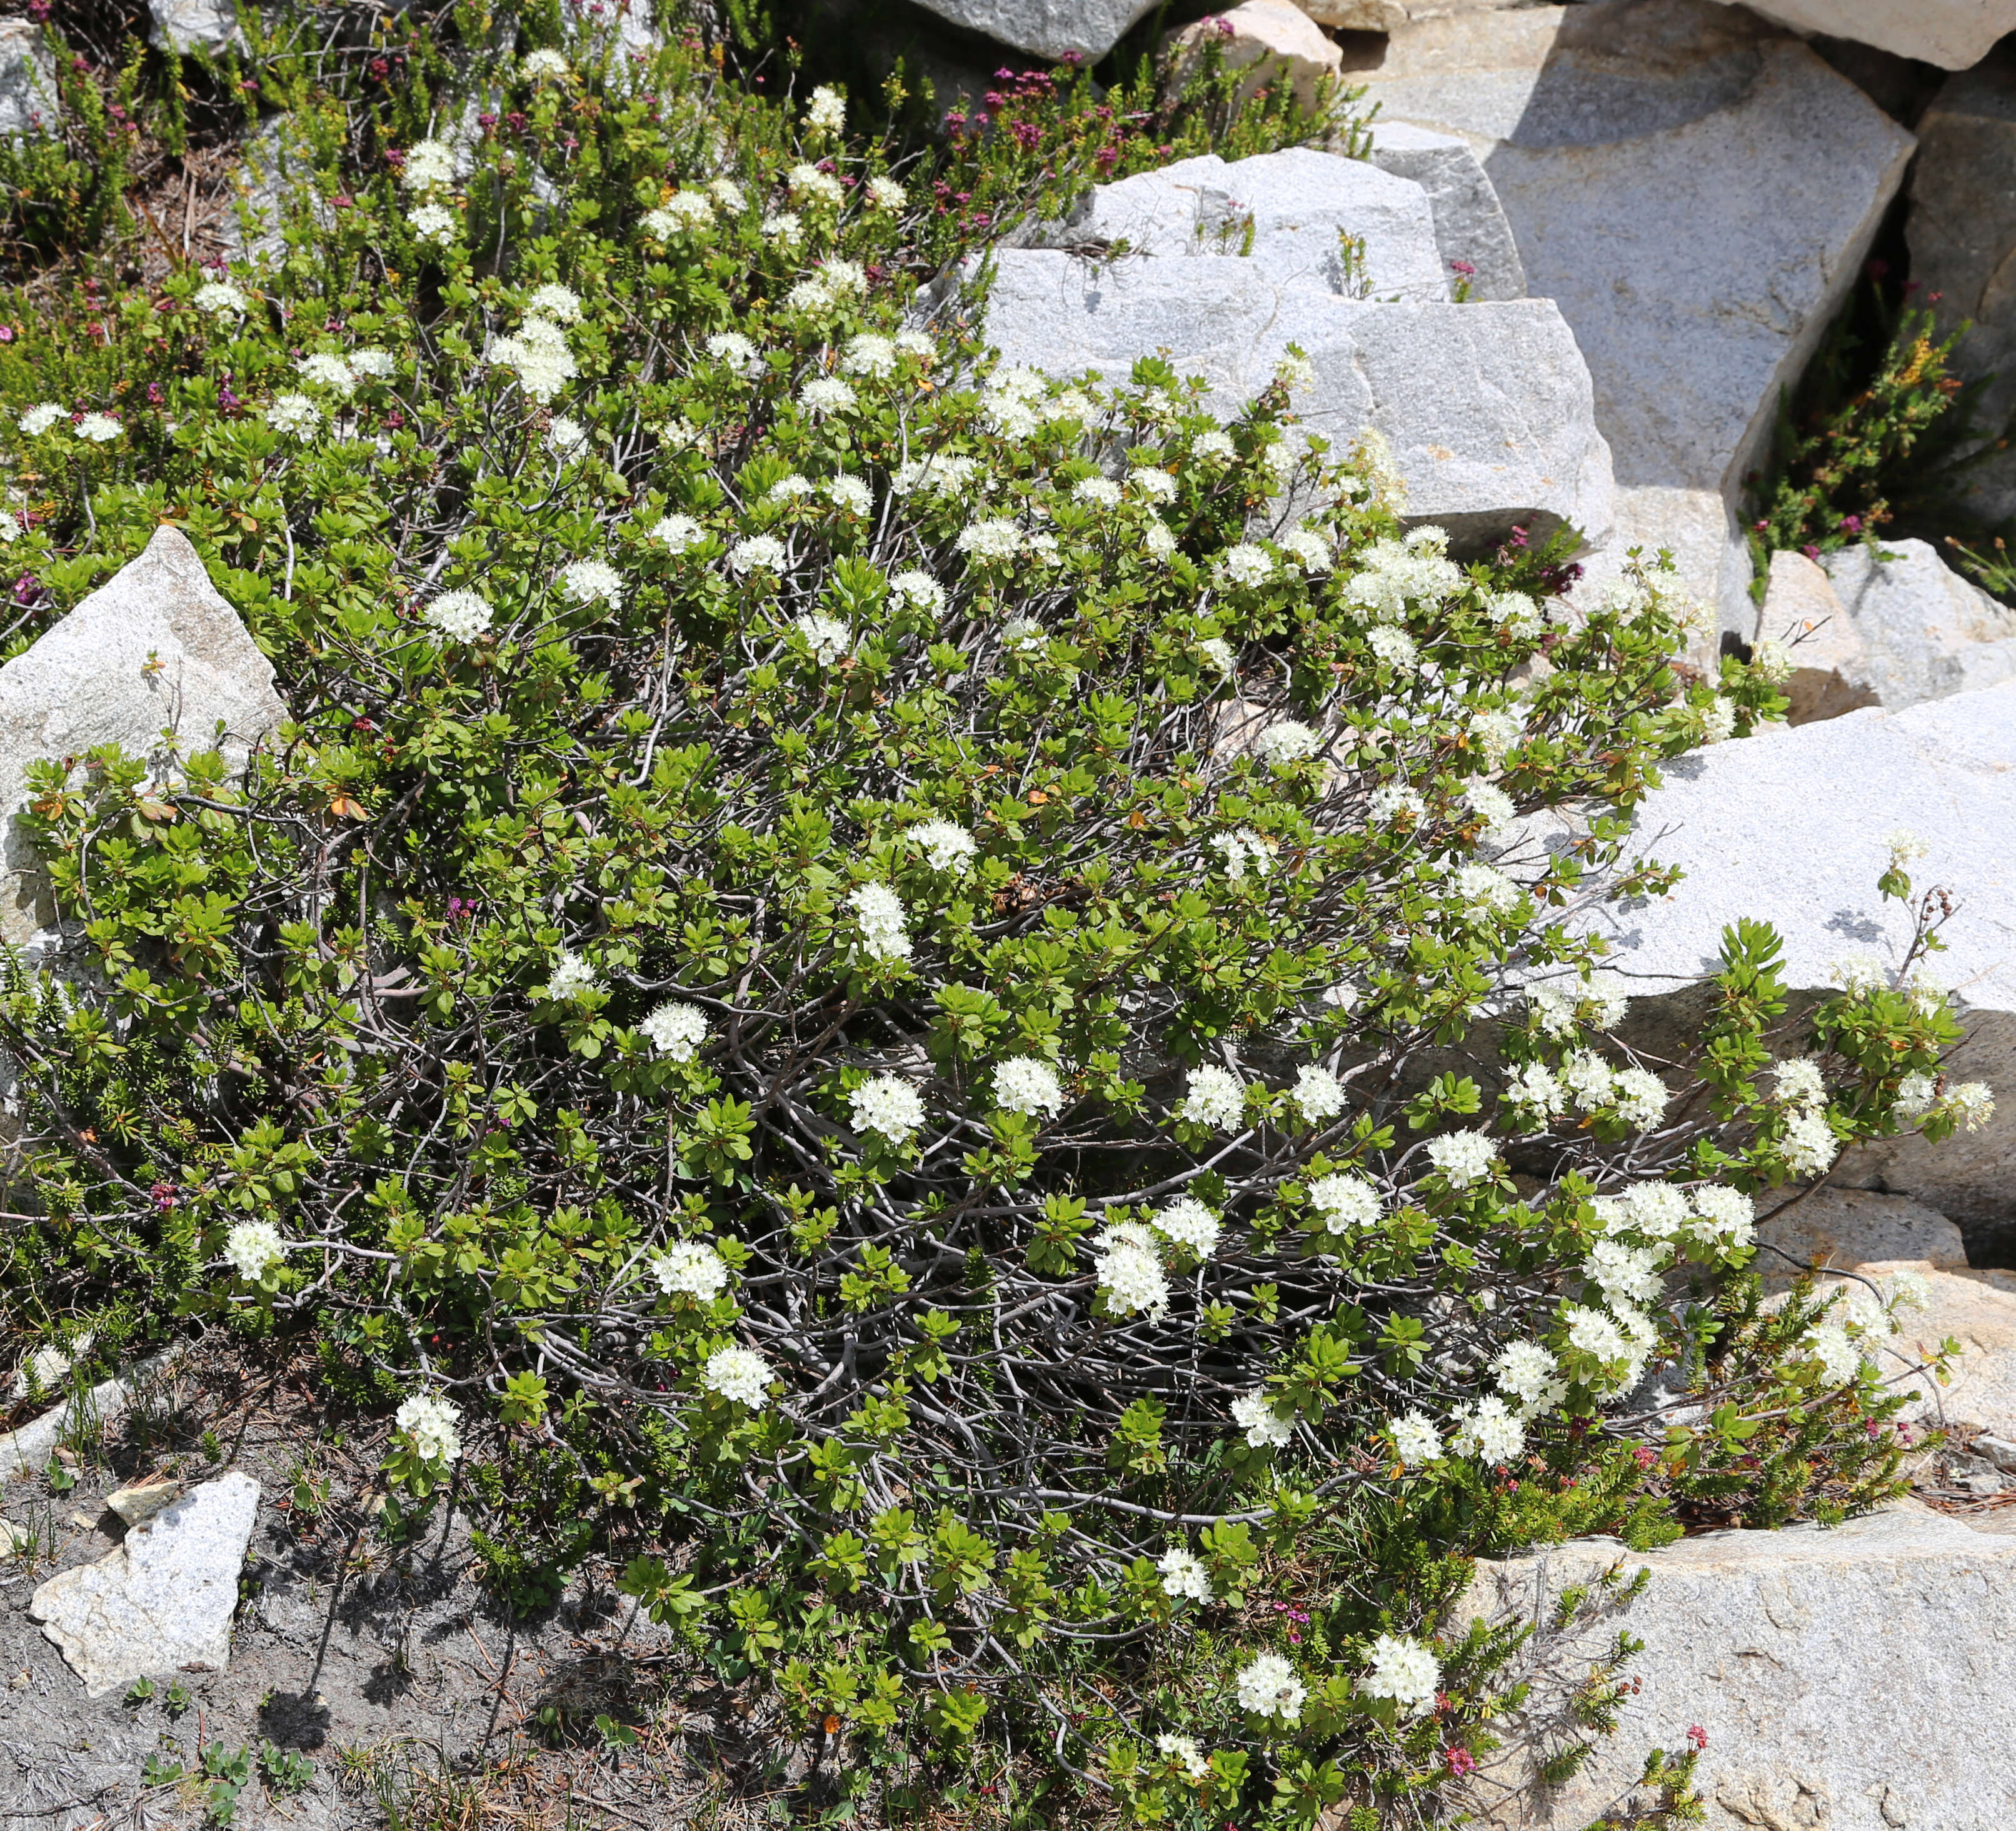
[30,1471,260,1697]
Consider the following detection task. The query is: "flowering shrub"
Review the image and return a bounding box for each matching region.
[0,8,1982,1826]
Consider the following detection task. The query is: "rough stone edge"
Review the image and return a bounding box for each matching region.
[0,1342,186,1480]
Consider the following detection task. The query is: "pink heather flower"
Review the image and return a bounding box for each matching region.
[1445,1747,1477,1777]
[1687,1725,1708,1752]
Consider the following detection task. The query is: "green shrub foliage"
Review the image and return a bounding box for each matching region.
[0,8,1981,1823]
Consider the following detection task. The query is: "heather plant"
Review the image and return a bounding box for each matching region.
[0,10,1988,1827]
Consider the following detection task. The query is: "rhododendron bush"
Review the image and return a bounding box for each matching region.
[0,11,1983,1825]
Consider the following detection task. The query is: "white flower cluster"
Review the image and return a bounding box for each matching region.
[560,558,622,607]
[18,403,66,436]
[643,191,715,238]
[653,1240,730,1300]
[489,316,578,404]
[1343,530,1462,621]
[993,1056,1065,1118]
[1179,1065,1246,1130]
[1156,1733,1210,1781]
[1425,1129,1497,1188]
[1157,1544,1213,1600]
[224,1220,288,1281]
[1152,1196,1220,1258]
[1093,1222,1170,1318]
[1358,1634,1440,1715]
[1254,719,1318,766]
[1309,1172,1381,1233]
[194,280,248,316]
[424,590,493,641]
[850,883,911,962]
[1236,1652,1306,1723]
[891,569,945,615]
[703,1344,773,1409]
[639,1000,708,1060]
[1449,1393,1525,1463]
[1561,1300,1658,1387]
[1293,1064,1345,1125]
[805,84,846,132]
[1526,972,1630,1038]
[1390,1408,1442,1465]
[397,1391,463,1463]
[850,1073,926,1145]
[1232,1391,1292,1449]
[1492,1339,1567,1417]
[1210,828,1273,884]
[266,394,320,436]
[910,818,976,871]
[653,518,702,558]
[547,949,599,999]
[793,611,850,664]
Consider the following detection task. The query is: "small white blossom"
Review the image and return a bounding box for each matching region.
[18,403,66,436]
[730,534,786,576]
[788,163,845,206]
[1687,1184,1754,1249]
[1781,1106,1840,1176]
[396,1392,463,1463]
[792,612,851,664]
[1217,543,1273,589]
[348,347,393,379]
[1210,828,1273,885]
[799,376,858,418]
[1236,1652,1306,1722]
[1562,1051,1617,1110]
[955,518,1023,563]
[1368,622,1422,670]
[710,178,748,212]
[1359,1634,1440,1716]
[408,201,459,245]
[993,1056,1065,1119]
[1390,1409,1442,1466]
[1199,636,1235,673]
[639,1001,708,1060]
[1156,1733,1209,1781]
[705,330,758,367]
[224,1220,288,1281]
[521,46,570,78]
[1308,1173,1381,1233]
[267,393,321,436]
[1158,1547,1213,1602]
[1293,1064,1346,1125]
[653,1240,730,1300]
[1949,1081,1996,1130]
[641,194,713,239]
[1072,475,1123,508]
[1885,827,1930,870]
[297,351,357,395]
[1280,526,1331,574]
[1585,1238,1667,1307]
[825,474,873,516]
[653,513,705,553]
[1129,466,1178,501]
[850,1073,926,1145]
[1152,1196,1220,1259]
[525,282,581,323]
[1612,1066,1670,1130]
[1094,1221,1170,1318]
[547,950,599,999]
[841,333,898,377]
[911,818,976,871]
[805,84,847,132]
[1191,429,1236,463]
[1255,720,1318,766]
[1773,1056,1828,1107]
[703,1344,773,1408]
[547,415,588,458]
[1180,1065,1246,1130]
[1463,778,1517,839]
[425,589,493,641]
[1232,1392,1292,1450]
[1805,1322,1861,1387]
[850,882,911,962]
[399,138,458,190]
[1450,1395,1525,1464]
[867,174,908,209]
[559,558,622,607]
[1368,783,1428,823]
[1492,1340,1566,1416]
[194,281,247,316]
[1425,1129,1497,1189]
[891,569,946,615]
